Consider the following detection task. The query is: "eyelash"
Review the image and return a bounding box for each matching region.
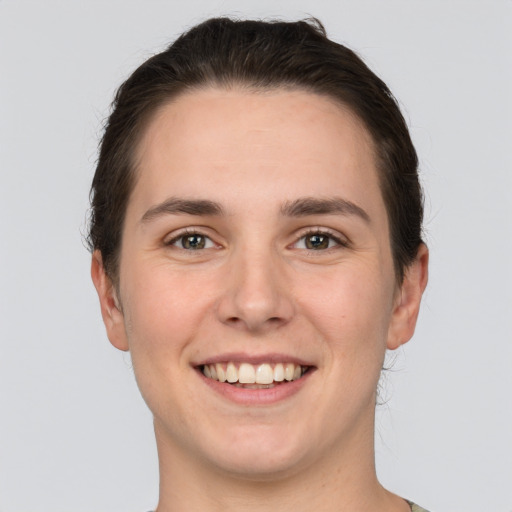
[164,228,349,252]
[293,229,349,251]
[165,228,216,250]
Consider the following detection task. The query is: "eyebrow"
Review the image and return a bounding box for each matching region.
[281,197,370,223]
[141,198,224,223]
[140,196,370,223]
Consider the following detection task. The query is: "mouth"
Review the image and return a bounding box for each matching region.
[199,362,311,389]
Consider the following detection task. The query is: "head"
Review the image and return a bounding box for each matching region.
[89,17,428,483]
[87,17,423,286]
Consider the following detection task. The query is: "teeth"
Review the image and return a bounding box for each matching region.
[216,364,226,382]
[284,363,295,381]
[239,363,256,383]
[226,362,237,383]
[273,363,285,382]
[256,364,274,384]
[202,362,307,384]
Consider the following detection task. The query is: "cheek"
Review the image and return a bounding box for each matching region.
[289,263,396,435]
[120,263,215,367]
[118,265,217,418]
[295,262,395,360]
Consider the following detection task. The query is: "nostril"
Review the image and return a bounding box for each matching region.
[225,315,287,330]
[215,278,294,331]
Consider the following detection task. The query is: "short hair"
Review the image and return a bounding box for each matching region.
[88,17,424,283]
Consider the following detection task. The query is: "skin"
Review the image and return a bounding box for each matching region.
[92,88,428,512]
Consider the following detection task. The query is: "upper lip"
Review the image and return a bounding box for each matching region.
[192,352,316,367]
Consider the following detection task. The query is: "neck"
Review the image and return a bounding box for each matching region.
[153,410,408,512]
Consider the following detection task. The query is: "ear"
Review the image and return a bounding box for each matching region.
[91,250,129,351]
[386,243,429,350]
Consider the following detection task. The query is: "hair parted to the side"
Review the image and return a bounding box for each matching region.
[87,17,424,283]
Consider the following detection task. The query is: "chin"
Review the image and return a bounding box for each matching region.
[212,452,309,482]
[200,425,313,480]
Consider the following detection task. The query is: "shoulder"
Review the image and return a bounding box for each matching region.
[407,501,431,512]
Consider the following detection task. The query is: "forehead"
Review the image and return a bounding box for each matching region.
[131,87,384,219]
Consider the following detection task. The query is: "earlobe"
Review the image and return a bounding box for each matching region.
[386,243,429,350]
[90,250,130,352]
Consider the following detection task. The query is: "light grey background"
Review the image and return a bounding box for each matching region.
[1,1,511,511]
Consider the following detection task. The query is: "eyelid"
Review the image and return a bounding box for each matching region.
[162,225,349,250]
[292,227,350,250]
[164,227,220,248]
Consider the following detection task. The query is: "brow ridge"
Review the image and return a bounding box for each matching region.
[141,198,224,222]
[141,196,369,223]
[280,196,370,222]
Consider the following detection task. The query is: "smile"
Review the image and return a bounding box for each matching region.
[201,362,309,388]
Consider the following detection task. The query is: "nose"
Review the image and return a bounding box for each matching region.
[216,247,294,333]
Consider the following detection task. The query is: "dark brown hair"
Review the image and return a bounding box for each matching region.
[88,17,424,282]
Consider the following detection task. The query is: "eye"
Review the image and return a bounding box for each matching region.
[294,231,345,250]
[168,232,215,250]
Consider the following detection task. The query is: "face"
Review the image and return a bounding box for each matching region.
[92,88,427,479]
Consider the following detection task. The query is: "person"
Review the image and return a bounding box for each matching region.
[88,17,430,512]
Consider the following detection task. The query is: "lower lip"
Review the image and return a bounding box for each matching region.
[197,369,314,406]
